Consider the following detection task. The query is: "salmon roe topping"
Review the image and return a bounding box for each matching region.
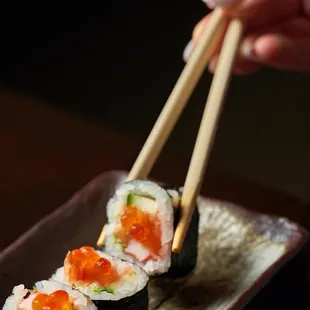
[32,290,74,310]
[118,205,161,255]
[64,246,120,286]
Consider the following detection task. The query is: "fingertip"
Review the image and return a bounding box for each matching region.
[240,37,257,60]
[240,35,291,65]
[183,15,211,63]
[208,56,218,73]
[254,35,285,62]
[201,0,216,9]
[202,0,240,9]
[192,15,212,43]
[252,34,310,70]
[183,40,194,62]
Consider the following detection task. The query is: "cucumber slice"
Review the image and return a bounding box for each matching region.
[127,194,156,213]
[92,286,115,294]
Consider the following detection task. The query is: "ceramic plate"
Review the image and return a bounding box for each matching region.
[0,171,308,309]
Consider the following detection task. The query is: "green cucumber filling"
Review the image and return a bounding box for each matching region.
[126,193,156,213]
[92,286,115,294]
[113,234,126,248]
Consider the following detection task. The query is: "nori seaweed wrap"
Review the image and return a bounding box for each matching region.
[166,187,200,279]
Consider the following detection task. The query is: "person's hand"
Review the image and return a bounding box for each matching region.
[183,0,310,74]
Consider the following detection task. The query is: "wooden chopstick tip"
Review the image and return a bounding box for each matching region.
[172,221,190,253]
[172,244,182,254]
[172,226,186,254]
[172,204,195,253]
[96,225,106,248]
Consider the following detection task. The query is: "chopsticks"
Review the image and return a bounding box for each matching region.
[173,17,244,252]
[126,8,227,181]
[96,8,244,250]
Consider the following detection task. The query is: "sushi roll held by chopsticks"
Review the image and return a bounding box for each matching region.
[2,280,97,310]
[101,180,199,278]
[50,246,149,310]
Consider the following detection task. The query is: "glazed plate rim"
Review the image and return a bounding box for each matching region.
[0,170,308,309]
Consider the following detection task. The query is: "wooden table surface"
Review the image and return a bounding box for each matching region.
[1,89,310,308]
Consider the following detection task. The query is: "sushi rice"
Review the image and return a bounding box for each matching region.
[50,251,149,302]
[103,180,174,275]
[2,280,97,310]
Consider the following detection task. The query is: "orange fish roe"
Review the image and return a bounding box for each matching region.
[32,290,74,310]
[117,205,162,256]
[64,246,120,287]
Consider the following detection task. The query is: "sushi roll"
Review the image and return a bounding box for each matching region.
[2,280,97,310]
[102,180,199,278]
[50,246,149,310]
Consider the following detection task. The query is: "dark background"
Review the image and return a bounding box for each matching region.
[1,3,310,308]
[1,1,310,197]
[0,0,208,137]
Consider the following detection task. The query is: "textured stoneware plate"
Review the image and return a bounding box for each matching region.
[0,171,308,309]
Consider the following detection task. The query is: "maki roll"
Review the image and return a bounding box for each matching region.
[51,246,149,310]
[2,280,97,310]
[103,180,174,276]
[103,180,199,278]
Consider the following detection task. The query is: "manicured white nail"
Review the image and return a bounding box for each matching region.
[183,40,194,62]
[241,39,258,60]
[202,0,215,9]
[202,0,236,8]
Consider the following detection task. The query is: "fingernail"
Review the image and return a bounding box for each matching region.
[202,0,215,9]
[202,0,236,8]
[208,57,217,73]
[183,40,194,62]
[241,39,258,60]
[208,63,215,74]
